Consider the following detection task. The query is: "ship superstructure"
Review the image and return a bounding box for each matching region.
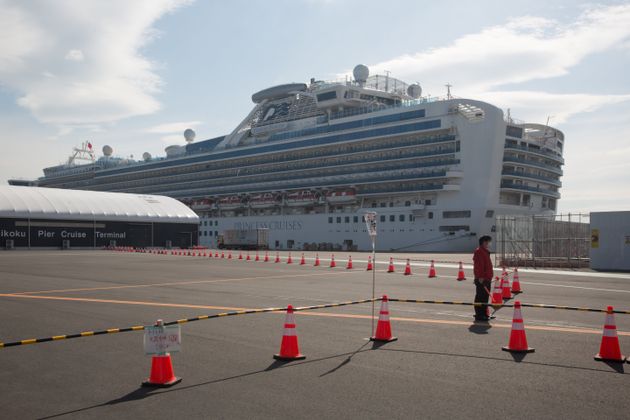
[10,65,564,251]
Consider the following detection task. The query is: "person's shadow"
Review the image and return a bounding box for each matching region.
[468,322,492,334]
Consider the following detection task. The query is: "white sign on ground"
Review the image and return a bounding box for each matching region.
[143,325,181,355]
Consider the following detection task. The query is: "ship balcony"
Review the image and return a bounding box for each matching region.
[500,181,561,199]
[502,156,563,176]
[501,169,562,187]
[442,184,461,191]
[504,144,564,163]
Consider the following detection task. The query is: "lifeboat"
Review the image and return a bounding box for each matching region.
[249,193,277,208]
[190,198,213,210]
[326,190,357,203]
[286,190,317,207]
[218,196,243,209]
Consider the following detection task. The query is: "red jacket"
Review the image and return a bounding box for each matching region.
[473,247,493,280]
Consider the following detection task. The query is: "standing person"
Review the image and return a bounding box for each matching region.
[473,235,493,321]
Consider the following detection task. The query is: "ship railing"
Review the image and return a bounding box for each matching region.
[502,156,563,175]
[127,158,460,196]
[169,170,453,198]
[501,169,562,186]
[504,144,563,162]
[500,181,561,199]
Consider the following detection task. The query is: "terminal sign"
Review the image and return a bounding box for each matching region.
[143,325,181,355]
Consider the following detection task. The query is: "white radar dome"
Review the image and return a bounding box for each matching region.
[353,64,369,84]
[142,152,152,162]
[407,83,422,99]
[102,145,113,156]
[184,128,196,143]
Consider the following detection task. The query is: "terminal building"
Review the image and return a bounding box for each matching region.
[0,186,199,249]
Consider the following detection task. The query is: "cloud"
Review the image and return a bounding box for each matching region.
[64,49,84,62]
[0,0,191,126]
[145,121,203,134]
[474,91,630,124]
[345,5,630,94]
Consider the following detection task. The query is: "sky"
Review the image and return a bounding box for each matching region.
[0,0,629,213]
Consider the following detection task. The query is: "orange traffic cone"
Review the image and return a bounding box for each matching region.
[142,354,182,387]
[264,251,269,262]
[275,252,280,263]
[511,268,522,294]
[228,251,232,259]
[287,253,293,264]
[502,273,512,300]
[370,296,398,342]
[238,252,243,260]
[273,305,306,361]
[220,251,225,259]
[300,253,305,265]
[387,257,395,273]
[428,260,437,278]
[594,306,626,362]
[330,254,336,268]
[491,277,503,306]
[502,301,534,353]
[246,252,251,261]
[255,252,260,261]
[366,255,373,271]
[215,250,219,257]
[314,253,320,266]
[346,256,353,270]
[456,262,466,281]
[403,259,412,275]
[208,251,212,258]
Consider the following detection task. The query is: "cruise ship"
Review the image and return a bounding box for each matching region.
[10,65,565,252]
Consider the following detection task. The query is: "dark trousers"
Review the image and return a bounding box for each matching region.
[473,278,490,318]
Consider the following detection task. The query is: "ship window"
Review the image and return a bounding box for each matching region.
[425,200,431,205]
[439,225,470,232]
[380,203,386,208]
[204,231,208,236]
[380,215,386,222]
[317,91,337,101]
[328,217,333,224]
[345,216,350,223]
[409,214,415,222]
[371,202,377,208]
[353,216,358,223]
[485,210,494,218]
[215,231,218,236]
[443,210,471,218]
[399,215,405,222]
[389,215,395,222]
[428,212,434,219]
[404,201,411,207]
[336,217,341,223]
[389,202,394,207]
[215,221,218,226]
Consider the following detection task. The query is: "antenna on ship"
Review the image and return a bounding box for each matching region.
[67,141,96,165]
[445,83,453,100]
[384,70,391,92]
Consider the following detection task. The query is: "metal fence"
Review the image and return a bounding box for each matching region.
[495,213,590,268]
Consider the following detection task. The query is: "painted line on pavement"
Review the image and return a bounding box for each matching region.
[1,293,628,337]
[3,271,347,295]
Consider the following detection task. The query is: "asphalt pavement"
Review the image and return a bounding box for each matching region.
[1,250,629,419]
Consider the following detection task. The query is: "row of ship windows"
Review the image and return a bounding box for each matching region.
[96,119,442,179]
[200,231,218,237]
[329,214,421,224]
[200,220,219,226]
[56,132,455,191]
[91,134,456,191]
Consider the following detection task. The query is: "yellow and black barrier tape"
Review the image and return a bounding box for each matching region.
[0,298,379,349]
[387,298,630,314]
